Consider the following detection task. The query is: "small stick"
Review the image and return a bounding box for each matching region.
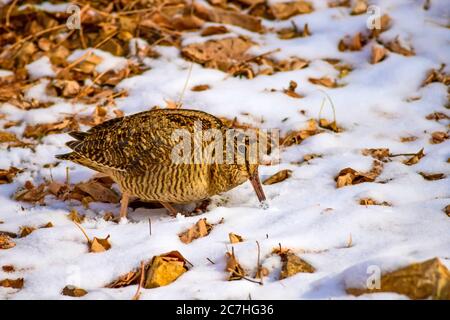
[65,167,70,186]
[72,221,91,243]
[5,0,18,29]
[132,261,146,300]
[388,153,418,157]
[176,62,194,108]
[148,218,152,236]
[206,258,215,265]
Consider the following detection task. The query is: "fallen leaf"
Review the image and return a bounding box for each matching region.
[283,80,303,98]
[263,169,292,185]
[179,218,212,244]
[400,136,418,143]
[346,258,450,300]
[229,233,243,244]
[107,270,140,288]
[361,148,390,160]
[226,249,246,281]
[67,209,85,223]
[281,119,322,146]
[371,45,387,64]
[444,205,450,217]
[351,0,368,15]
[422,66,450,87]
[196,5,263,32]
[370,14,391,37]
[2,265,15,272]
[14,182,47,203]
[61,285,88,297]
[19,226,36,238]
[89,235,111,253]
[49,79,81,98]
[0,167,22,184]
[335,160,383,188]
[144,251,189,288]
[275,249,315,279]
[319,118,342,132]
[430,131,448,144]
[419,172,446,181]
[385,37,415,56]
[24,117,79,139]
[269,1,314,20]
[74,181,120,203]
[0,234,16,249]
[308,77,338,88]
[201,25,229,37]
[426,112,449,121]
[0,278,24,289]
[191,84,210,92]
[403,148,425,166]
[359,198,391,206]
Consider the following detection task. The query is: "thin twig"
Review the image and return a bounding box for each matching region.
[132,261,146,300]
[72,221,91,243]
[5,0,18,29]
[65,167,70,186]
[206,258,215,264]
[389,153,418,157]
[148,218,152,236]
[176,62,194,108]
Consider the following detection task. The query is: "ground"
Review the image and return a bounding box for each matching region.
[0,0,449,299]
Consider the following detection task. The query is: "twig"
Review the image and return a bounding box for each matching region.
[5,0,18,29]
[389,153,418,157]
[176,62,194,108]
[206,258,215,264]
[65,167,70,186]
[7,24,67,53]
[148,218,152,236]
[317,89,337,125]
[132,261,146,300]
[72,221,91,243]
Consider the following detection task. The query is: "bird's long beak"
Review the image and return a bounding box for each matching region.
[249,168,266,204]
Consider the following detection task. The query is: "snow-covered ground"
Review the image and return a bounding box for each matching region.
[0,0,449,299]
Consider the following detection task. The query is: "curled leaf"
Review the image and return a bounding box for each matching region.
[263,169,292,185]
[62,285,88,297]
[179,218,212,244]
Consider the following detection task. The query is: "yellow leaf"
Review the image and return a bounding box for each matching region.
[225,249,246,281]
[179,218,212,244]
[89,235,111,253]
[144,251,188,288]
[263,169,292,185]
[229,233,243,244]
[279,252,315,279]
[0,234,16,249]
[61,285,88,297]
[0,278,24,289]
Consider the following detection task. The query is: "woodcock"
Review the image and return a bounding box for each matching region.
[56,109,266,218]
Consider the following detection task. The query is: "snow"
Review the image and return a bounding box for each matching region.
[26,56,56,80]
[1,0,449,300]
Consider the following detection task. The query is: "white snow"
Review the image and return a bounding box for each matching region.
[0,0,449,300]
[26,56,56,80]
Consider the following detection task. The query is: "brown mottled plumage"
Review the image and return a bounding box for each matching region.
[56,109,266,218]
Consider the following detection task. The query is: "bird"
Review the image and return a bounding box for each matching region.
[56,108,267,218]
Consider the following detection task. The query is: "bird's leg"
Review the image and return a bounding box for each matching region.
[160,202,178,217]
[120,191,130,219]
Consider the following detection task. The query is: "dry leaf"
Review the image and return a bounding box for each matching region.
[263,169,292,185]
[107,270,140,288]
[335,160,383,188]
[430,131,448,144]
[2,265,15,272]
[426,112,449,121]
[229,233,243,244]
[269,1,314,20]
[14,182,47,203]
[309,77,338,88]
[319,118,342,132]
[444,205,450,217]
[362,148,390,160]
[197,5,263,32]
[400,136,418,143]
[419,172,446,181]
[179,218,212,244]
[74,181,120,203]
[422,67,450,86]
[371,14,391,37]
[89,235,111,253]
[371,45,387,64]
[0,167,22,184]
[359,198,391,206]
[403,148,425,165]
[19,226,36,238]
[0,234,16,249]
[274,249,315,279]
[284,80,303,98]
[201,25,229,37]
[0,278,24,289]
[351,0,368,15]
[67,209,85,223]
[281,119,322,146]
[50,79,81,98]
[191,84,210,92]
[226,249,246,281]
[144,251,189,288]
[24,117,79,139]
[61,285,88,297]
[385,37,415,56]
[346,258,450,299]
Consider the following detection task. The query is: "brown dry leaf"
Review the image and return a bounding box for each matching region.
[74,181,120,203]
[24,117,79,139]
[89,235,111,253]
[229,233,243,244]
[172,14,205,31]
[281,119,322,146]
[0,131,18,143]
[308,77,338,88]
[351,0,368,15]
[67,209,85,224]
[179,218,212,244]
[426,112,449,121]
[255,266,269,279]
[50,79,81,98]
[226,249,246,281]
[2,265,15,273]
[197,5,263,32]
[335,160,383,188]
[319,118,342,132]
[400,136,418,143]
[47,181,69,198]
[0,278,24,289]
[191,84,210,92]
[280,252,315,279]
[144,251,189,288]
[284,80,303,98]
[403,148,425,166]
[263,169,292,185]
[107,270,140,288]
[430,131,449,144]
[339,33,366,51]
[371,45,388,64]
[14,182,47,204]
[277,22,310,39]
[303,153,322,161]
[19,226,36,238]
[347,258,450,299]
[201,25,229,37]
[422,66,450,87]
[275,57,309,72]
[181,37,253,73]
[419,172,446,181]
[444,205,450,217]
[269,1,314,20]
[359,198,391,206]
[61,285,88,297]
[0,234,16,250]
[385,37,415,56]
[0,167,22,184]
[362,148,390,160]
[371,14,391,37]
